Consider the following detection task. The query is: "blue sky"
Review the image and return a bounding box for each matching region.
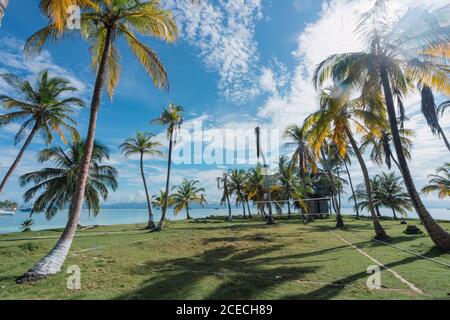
[0,0,449,207]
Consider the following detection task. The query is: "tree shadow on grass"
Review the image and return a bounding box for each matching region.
[281,247,449,299]
[114,244,319,300]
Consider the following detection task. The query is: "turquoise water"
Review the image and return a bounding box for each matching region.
[0,207,449,234]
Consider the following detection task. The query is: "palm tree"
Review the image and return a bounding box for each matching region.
[340,151,360,218]
[313,1,450,248]
[217,172,232,221]
[151,104,184,230]
[171,179,205,220]
[0,71,83,195]
[19,1,177,280]
[246,166,267,217]
[276,156,299,217]
[120,132,163,229]
[422,163,450,199]
[21,219,33,232]
[152,189,172,213]
[283,125,317,180]
[375,172,413,220]
[317,146,345,227]
[305,87,388,238]
[19,140,117,220]
[0,0,8,25]
[420,86,450,151]
[228,169,249,217]
[361,128,414,171]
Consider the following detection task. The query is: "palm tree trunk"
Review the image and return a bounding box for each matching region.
[321,149,344,228]
[16,27,114,283]
[140,153,154,229]
[391,207,398,220]
[246,199,252,217]
[380,63,450,249]
[345,127,388,239]
[156,133,174,230]
[0,0,8,26]
[343,159,360,218]
[225,185,232,221]
[438,125,450,152]
[287,199,292,217]
[376,206,382,218]
[186,206,191,220]
[0,124,37,195]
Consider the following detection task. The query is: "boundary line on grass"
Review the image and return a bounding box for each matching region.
[333,233,424,295]
[346,227,450,269]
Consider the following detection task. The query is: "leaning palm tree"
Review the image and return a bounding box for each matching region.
[171,179,205,220]
[151,104,184,230]
[217,172,233,221]
[228,169,249,217]
[19,0,177,281]
[120,132,163,229]
[0,71,83,195]
[304,86,389,238]
[19,140,117,221]
[422,163,450,199]
[375,172,413,220]
[0,0,8,25]
[314,1,450,248]
[283,125,317,180]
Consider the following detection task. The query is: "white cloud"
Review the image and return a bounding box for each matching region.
[164,0,263,103]
[0,37,88,97]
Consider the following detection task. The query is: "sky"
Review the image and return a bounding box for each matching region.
[0,0,449,208]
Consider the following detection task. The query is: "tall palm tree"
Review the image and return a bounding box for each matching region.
[19,0,177,281]
[283,125,317,180]
[305,87,388,238]
[217,172,232,221]
[0,0,8,25]
[120,132,163,229]
[0,71,83,195]
[228,169,249,217]
[151,103,184,230]
[313,1,450,248]
[20,140,117,219]
[422,163,450,199]
[375,172,413,220]
[171,179,205,220]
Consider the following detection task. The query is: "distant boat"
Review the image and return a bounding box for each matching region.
[0,209,16,216]
[19,206,33,212]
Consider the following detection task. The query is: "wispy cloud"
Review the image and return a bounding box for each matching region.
[0,37,89,98]
[165,0,263,103]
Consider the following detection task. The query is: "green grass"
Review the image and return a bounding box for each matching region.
[1,215,450,300]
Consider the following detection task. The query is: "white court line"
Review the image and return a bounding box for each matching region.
[333,233,424,295]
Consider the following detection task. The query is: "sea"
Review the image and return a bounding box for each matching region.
[0,207,449,234]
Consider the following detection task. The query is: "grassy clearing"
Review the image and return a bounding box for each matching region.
[1,215,450,300]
